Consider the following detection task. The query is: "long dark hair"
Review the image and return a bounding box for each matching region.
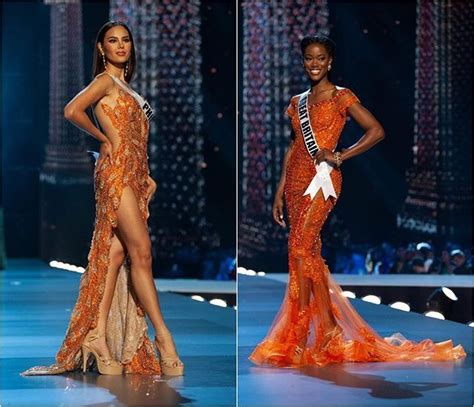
[92,21,136,83]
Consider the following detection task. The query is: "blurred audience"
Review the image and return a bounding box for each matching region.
[450,249,470,275]
[335,241,472,275]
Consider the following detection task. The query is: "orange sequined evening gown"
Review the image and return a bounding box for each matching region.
[21,72,161,375]
[249,88,466,368]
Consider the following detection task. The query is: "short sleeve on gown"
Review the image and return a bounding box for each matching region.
[335,88,360,115]
[285,96,298,119]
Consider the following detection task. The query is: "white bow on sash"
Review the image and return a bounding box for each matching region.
[303,161,337,200]
[297,90,337,201]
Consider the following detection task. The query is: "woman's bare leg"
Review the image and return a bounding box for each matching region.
[115,186,179,358]
[88,233,125,359]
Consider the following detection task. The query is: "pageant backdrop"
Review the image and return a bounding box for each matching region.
[2,0,236,279]
[239,0,472,272]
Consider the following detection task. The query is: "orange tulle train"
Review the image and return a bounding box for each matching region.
[249,267,467,368]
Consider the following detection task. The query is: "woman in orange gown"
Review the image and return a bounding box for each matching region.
[249,35,466,368]
[22,22,183,376]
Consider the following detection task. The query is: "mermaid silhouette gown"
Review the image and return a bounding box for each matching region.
[249,88,466,367]
[21,72,162,375]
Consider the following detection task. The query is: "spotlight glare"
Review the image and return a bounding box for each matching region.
[441,287,458,301]
[237,267,248,274]
[468,321,474,328]
[342,291,356,299]
[191,295,205,302]
[210,298,227,308]
[424,311,445,320]
[49,260,85,273]
[246,269,257,276]
[361,295,381,304]
[389,301,410,312]
[257,271,266,276]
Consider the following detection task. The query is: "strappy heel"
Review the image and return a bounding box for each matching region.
[154,333,184,376]
[293,333,309,364]
[321,325,343,349]
[81,328,123,375]
[294,345,304,363]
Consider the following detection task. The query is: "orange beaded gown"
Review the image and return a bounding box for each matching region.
[249,88,466,368]
[21,73,161,375]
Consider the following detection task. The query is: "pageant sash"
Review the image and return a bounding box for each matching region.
[297,90,337,201]
[106,72,154,122]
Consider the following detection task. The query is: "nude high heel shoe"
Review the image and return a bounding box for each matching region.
[154,333,184,376]
[81,328,123,375]
[321,325,343,349]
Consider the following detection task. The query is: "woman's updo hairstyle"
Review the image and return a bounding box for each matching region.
[300,34,336,59]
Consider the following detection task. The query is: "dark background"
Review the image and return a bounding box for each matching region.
[326,1,415,245]
[1,1,236,268]
[238,0,417,250]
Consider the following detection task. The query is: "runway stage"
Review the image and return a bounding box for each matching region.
[0,259,235,407]
[238,275,473,407]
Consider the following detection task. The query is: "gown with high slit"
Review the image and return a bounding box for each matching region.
[21,72,162,375]
[249,88,467,368]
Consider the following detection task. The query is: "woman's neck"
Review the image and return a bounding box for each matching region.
[310,77,334,93]
[104,63,125,81]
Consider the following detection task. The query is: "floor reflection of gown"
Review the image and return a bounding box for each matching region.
[249,88,466,368]
[21,73,161,375]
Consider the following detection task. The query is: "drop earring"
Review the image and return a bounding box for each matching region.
[125,61,129,78]
[102,52,107,70]
[328,64,332,71]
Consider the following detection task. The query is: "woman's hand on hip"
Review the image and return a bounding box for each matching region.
[313,148,337,166]
[98,139,113,169]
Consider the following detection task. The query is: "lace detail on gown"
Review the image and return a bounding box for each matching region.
[21,81,161,376]
[249,89,466,367]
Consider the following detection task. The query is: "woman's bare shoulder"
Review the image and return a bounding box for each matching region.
[88,72,115,98]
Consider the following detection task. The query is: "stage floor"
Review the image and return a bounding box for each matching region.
[0,259,236,407]
[238,275,473,407]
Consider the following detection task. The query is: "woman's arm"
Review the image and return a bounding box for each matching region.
[273,137,294,227]
[276,137,294,193]
[63,74,114,144]
[64,74,115,165]
[338,103,385,163]
[314,101,385,166]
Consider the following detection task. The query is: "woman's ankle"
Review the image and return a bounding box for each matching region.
[154,326,172,339]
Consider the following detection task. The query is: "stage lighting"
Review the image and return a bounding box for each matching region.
[389,302,410,312]
[342,291,356,299]
[257,271,266,276]
[426,287,458,319]
[191,295,205,302]
[468,321,474,328]
[440,287,458,301]
[49,260,85,273]
[237,267,258,276]
[210,298,227,308]
[424,311,445,320]
[361,295,381,304]
[237,267,247,274]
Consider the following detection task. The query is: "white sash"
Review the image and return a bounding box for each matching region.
[297,90,337,201]
[106,72,154,122]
